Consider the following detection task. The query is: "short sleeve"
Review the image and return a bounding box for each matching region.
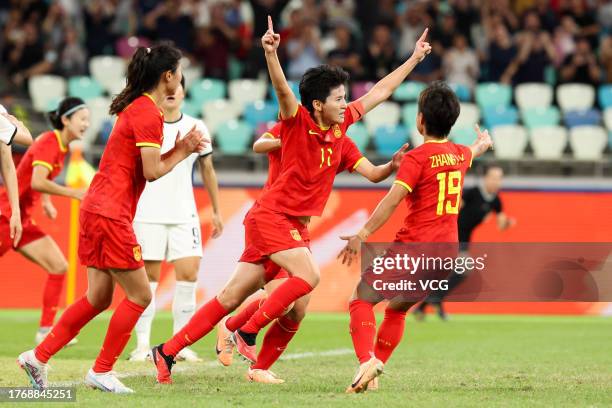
[197,119,213,156]
[338,137,364,173]
[31,137,58,173]
[462,145,473,168]
[394,151,423,193]
[342,101,365,131]
[0,114,17,145]
[263,122,282,139]
[134,103,164,148]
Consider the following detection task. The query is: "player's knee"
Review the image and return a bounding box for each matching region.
[48,259,68,275]
[130,289,152,308]
[286,306,306,322]
[217,291,241,312]
[87,292,112,310]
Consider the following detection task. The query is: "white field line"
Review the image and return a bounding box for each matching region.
[51,348,354,387]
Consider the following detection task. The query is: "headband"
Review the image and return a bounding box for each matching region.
[61,104,87,117]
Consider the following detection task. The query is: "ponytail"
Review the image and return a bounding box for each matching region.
[109,43,182,115]
[47,97,87,130]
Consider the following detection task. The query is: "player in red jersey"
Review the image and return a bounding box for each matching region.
[338,82,494,393]
[18,44,207,393]
[0,97,89,345]
[151,18,431,385]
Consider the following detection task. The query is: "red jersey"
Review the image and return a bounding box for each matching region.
[0,130,68,219]
[394,140,473,242]
[257,102,365,216]
[81,94,163,223]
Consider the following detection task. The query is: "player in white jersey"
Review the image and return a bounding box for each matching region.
[128,76,224,362]
[0,104,33,252]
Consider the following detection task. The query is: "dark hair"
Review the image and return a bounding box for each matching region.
[109,43,182,115]
[483,164,503,176]
[180,75,185,91]
[417,81,460,138]
[47,97,86,130]
[299,65,350,114]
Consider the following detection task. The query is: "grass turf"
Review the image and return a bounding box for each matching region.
[0,310,610,407]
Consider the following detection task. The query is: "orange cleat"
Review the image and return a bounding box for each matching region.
[215,316,234,366]
[151,345,175,384]
[367,376,379,391]
[246,368,285,384]
[345,357,384,394]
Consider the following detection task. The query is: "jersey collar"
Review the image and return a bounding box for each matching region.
[53,129,68,152]
[424,138,448,144]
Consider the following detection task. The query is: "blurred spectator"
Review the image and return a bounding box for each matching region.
[57,27,87,77]
[362,23,397,81]
[552,16,578,66]
[486,24,517,83]
[432,12,457,49]
[397,2,429,59]
[559,36,601,85]
[375,0,397,27]
[443,34,479,90]
[322,0,355,27]
[510,11,557,84]
[600,35,612,83]
[534,0,559,32]
[410,40,444,83]
[481,0,520,34]
[286,18,324,80]
[300,0,323,26]
[598,0,612,32]
[327,24,363,79]
[354,0,378,38]
[143,0,195,53]
[560,0,599,48]
[3,23,54,88]
[452,0,479,43]
[84,0,116,56]
[41,1,68,49]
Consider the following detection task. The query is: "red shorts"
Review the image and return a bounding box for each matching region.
[78,210,144,270]
[0,216,46,256]
[240,203,310,265]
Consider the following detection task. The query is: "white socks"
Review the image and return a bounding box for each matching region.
[172,281,197,334]
[134,281,158,349]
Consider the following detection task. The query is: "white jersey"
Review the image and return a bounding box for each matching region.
[134,113,213,224]
[0,104,17,145]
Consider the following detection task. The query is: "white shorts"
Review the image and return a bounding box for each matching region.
[133,222,203,262]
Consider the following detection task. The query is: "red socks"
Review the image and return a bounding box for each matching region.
[374,307,407,364]
[225,298,264,332]
[35,296,102,363]
[251,315,300,370]
[93,298,145,373]
[163,297,227,357]
[349,299,376,364]
[40,274,65,328]
[241,277,312,334]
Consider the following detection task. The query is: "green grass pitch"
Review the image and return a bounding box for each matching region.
[0,310,610,407]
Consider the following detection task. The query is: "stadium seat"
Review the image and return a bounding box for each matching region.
[182,65,203,93]
[68,76,104,101]
[515,83,553,110]
[521,106,561,129]
[28,75,67,112]
[564,109,601,128]
[89,56,126,94]
[604,108,612,130]
[410,128,424,148]
[363,101,400,133]
[82,97,112,148]
[483,106,519,129]
[401,103,419,128]
[475,82,512,109]
[449,83,471,102]
[569,126,607,160]
[393,81,426,102]
[270,81,300,103]
[346,122,370,151]
[491,125,528,159]
[556,83,595,112]
[373,125,408,157]
[181,99,201,119]
[530,126,568,159]
[202,99,242,134]
[450,126,475,146]
[215,120,254,155]
[455,103,480,129]
[228,79,268,107]
[598,84,612,109]
[190,78,226,107]
[351,81,375,100]
[243,100,278,128]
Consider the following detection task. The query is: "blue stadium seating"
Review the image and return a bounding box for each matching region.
[373,125,408,156]
[564,109,602,128]
[476,82,512,109]
[521,107,561,129]
[393,81,426,102]
[346,122,370,151]
[243,101,278,128]
[270,81,300,103]
[68,76,104,101]
[215,120,254,155]
[449,83,471,102]
[482,106,519,129]
[190,78,226,107]
[401,103,419,128]
[598,85,612,109]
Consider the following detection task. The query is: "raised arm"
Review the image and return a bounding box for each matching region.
[0,143,21,245]
[469,124,494,159]
[263,15,298,119]
[357,28,432,114]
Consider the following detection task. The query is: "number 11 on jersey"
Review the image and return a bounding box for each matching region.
[436,171,462,215]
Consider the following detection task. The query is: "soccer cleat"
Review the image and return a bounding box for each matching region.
[435,303,448,321]
[367,376,379,391]
[85,369,134,393]
[17,350,48,390]
[35,328,78,347]
[176,347,202,362]
[345,357,384,394]
[232,330,257,364]
[246,368,285,384]
[127,346,151,362]
[215,316,234,366]
[151,344,176,384]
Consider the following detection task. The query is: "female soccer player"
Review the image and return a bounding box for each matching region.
[151,17,431,385]
[128,75,224,362]
[18,44,207,393]
[0,97,89,345]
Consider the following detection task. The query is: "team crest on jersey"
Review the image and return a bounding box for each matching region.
[290,229,302,241]
[133,245,142,261]
[333,125,342,138]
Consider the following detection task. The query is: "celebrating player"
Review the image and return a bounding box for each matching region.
[151,17,431,385]
[338,81,494,393]
[18,44,207,393]
[1,97,89,345]
[128,76,223,362]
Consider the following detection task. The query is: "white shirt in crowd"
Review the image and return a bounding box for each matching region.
[134,113,213,225]
[0,104,17,145]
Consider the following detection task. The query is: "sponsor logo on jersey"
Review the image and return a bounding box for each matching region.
[133,245,142,261]
[290,229,302,241]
